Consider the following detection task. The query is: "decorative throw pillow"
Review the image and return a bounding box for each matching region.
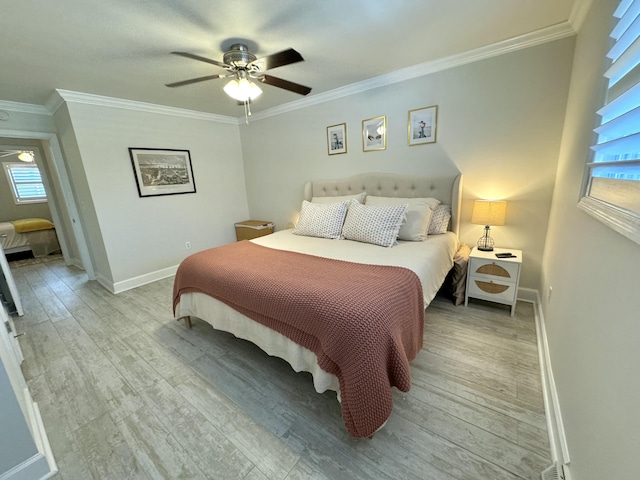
[365,196,440,241]
[293,200,349,239]
[428,204,451,235]
[311,192,366,204]
[341,200,407,247]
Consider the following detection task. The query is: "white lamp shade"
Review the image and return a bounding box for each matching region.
[224,78,262,102]
[471,200,507,226]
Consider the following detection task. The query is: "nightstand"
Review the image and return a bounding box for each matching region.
[465,247,522,316]
[234,220,274,241]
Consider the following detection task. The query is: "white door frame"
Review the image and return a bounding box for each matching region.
[0,129,95,279]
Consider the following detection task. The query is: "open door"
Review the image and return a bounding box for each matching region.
[0,241,23,316]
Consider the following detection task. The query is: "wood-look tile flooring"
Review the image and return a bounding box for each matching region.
[11,256,551,479]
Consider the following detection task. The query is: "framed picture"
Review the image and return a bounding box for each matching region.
[128,148,196,197]
[362,115,386,152]
[327,123,347,155]
[408,105,438,146]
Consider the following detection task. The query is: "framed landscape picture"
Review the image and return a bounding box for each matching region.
[362,115,386,152]
[128,148,196,197]
[327,123,347,155]
[408,105,438,146]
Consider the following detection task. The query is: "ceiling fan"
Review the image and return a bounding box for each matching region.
[165,43,312,103]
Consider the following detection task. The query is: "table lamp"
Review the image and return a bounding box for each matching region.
[471,200,507,251]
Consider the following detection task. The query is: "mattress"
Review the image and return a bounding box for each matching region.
[175,230,458,396]
[252,229,458,304]
[0,222,60,257]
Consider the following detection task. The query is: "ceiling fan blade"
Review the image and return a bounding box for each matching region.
[165,74,223,88]
[171,51,230,69]
[252,48,304,71]
[259,75,312,96]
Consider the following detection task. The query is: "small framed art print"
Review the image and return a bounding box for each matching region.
[362,115,386,152]
[408,105,438,146]
[327,123,347,155]
[129,148,196,197]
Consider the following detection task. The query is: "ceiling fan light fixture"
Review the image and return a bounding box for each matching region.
[17,151,34,162]
[223,77,262,102]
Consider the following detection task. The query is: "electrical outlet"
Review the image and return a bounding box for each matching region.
[185,241,191,250]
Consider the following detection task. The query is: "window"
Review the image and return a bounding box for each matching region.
[2,162,48,204]
[580,0,640,245]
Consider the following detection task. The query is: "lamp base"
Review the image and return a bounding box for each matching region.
[477,225,495,251]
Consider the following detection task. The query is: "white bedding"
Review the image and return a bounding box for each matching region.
[0,222,60,257]
[253,229,458,304]
[175,230,458,395]
[0,222,29,252]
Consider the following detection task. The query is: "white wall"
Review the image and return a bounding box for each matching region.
[240,38,575,289]
[56,102,249,290]
[0,139,53,222]
[541,1,640,478]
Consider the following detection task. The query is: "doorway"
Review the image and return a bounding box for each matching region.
[0,133,95,279]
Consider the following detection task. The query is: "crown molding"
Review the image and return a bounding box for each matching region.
[2,21,577,126]
[247,21,576,123]
[45,93,65,114]
[0,99,50,115]
[568,0,595,32]
[52,89,239,124]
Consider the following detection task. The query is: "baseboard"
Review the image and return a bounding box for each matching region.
[111,264,179,294]
[528,289,572,477]
[517,286,538,303]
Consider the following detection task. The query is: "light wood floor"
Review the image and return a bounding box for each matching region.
[11,255,551,480]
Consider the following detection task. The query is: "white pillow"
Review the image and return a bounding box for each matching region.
[428,204,451,234]
[365,196,440,241]
[293,200,349,239]
[311,192,366,204]
[341,200,407,247]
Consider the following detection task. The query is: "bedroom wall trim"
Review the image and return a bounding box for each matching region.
[101,264,179,294]
[569,0,595,32]
[527,290,573,479]
[247,22,576,123]
[48,90,239,124]
[7,22,575,127]
[0,99,50,116]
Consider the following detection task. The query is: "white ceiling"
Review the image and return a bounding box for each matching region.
[0,0,578,118]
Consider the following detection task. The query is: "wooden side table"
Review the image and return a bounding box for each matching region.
[234,220,274,241]
[465,247,522,316]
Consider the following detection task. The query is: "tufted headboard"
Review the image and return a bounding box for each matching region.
[304,172,463,235]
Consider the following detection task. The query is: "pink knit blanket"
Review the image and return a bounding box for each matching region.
[173,240,424,437]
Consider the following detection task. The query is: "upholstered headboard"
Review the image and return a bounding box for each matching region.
[304,172,463,235]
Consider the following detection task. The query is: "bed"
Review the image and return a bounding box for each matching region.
[0,218,60,257]
[173,172,462,437]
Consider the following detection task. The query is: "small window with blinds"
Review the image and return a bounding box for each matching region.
[2,162,48,204]
[580,0,640,245]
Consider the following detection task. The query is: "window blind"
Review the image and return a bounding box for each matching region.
[3,162,47,203]
[586,0,640,213]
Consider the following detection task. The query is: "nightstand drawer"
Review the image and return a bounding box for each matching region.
[469,258,520,281]
[468,277,517,303]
